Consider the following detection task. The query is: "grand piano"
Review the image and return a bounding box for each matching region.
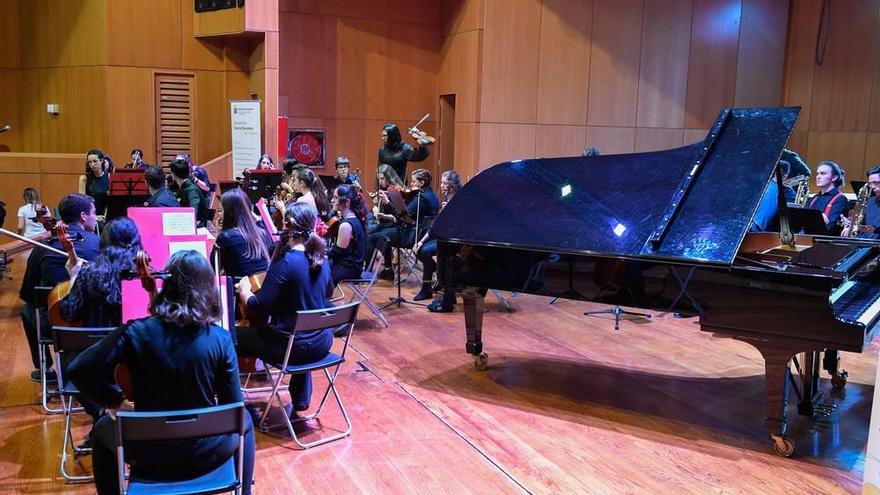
[433,107,880,457]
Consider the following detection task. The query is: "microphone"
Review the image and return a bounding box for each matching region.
[0,124,11,133]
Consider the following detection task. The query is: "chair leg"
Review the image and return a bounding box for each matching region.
[60,395,93,483]
[348,284,388,328]
[257,367,288,432]
[290,367,351,449]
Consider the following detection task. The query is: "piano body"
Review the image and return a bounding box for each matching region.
[433,107,880,457]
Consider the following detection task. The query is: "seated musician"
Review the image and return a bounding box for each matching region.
[275,167,331,220]
[841,165,880,239]
[334,156,360,187]
[143,165,180,207]
[67,250,255,495]
[170,157,211,228]
[19,193,101,382]
[329,184,367,284]
[175,153,212,194]
[215,188,273,277]
[256,153,275,170]
[235,203,334,414]
[125,148,147,168]
[368,164,405,234]
[807,161,848,234]
[17,187,51,237]
[365,168,440,281]
[413,171,461,311]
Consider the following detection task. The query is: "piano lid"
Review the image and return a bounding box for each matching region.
[432,107,800,266]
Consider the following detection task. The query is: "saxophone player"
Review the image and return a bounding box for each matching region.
[841,166,880,238]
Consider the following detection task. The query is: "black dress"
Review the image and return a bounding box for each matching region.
[86,173,111,216]
[329,216,366,283]
[378,143,430,180]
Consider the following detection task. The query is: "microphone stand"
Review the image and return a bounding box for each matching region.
[381,189,427,309]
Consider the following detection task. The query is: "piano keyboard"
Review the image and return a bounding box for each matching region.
[831,280,880,326]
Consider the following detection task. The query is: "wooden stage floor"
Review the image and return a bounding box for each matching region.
[0,251,876,494]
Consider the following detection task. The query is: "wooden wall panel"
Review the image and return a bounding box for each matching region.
[180,1,226,71]
[534,125,587,159]
[587,0,643,127]
[38,67,108,154]
[871,52,880,132]
[480,0,541,123]
[107,0,181,68]
[280,12,324,118]
[635,128,684,152]
[386,0,440,25]
[585,126,635,155]
[636,0,692,128]
[782,0,820,132]
[683,128,709,145]
[41,173,82,211]
[786,131,809,158]
[478,123,535,170]
[865,133,880,170]
[0,1,20,69]
[263,67,280,161]
[40,155,85,175]
[0,70,21,151]
[386,23,440,122]
[536,0,592,126]
[0,172,41,218]
[18,70,41,152]
[194,70,226,164]
[18,0,72,69]
[734,0,788,107]
[67,0,108,66]
[438,30,481,123]
[324,18,388,120]
[806,132,868,181]
[454,122,479,182]
[106,67,155,164]
[279,0,322,14]
[809,0,879,132]
[684,0,741,129]
[0,155,40,174]
[441,0,484,36]
[246,0,279,32]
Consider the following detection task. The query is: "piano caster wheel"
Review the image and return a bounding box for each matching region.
[474,353,489,370]
[772,435,795,457]
[831,370,848,391]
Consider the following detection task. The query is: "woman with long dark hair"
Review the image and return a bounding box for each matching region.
[60,217,142,327]
[377,123,431,180]
[79,149,110,220]
[368,164,405,234]
[235,202,334,412]
[329,184,366,284]
[290,167,331,219]
[68,250,255,495]
[215,188,273,277]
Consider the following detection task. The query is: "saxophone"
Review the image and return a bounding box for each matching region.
[844,183,872,237]
[783,175,811,206]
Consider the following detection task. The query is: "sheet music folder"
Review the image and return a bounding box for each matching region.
[384,189,414,224]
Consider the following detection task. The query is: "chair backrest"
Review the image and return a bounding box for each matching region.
[52,326,116,353]
[292,302,359,336]
[117,402,245,443]
[418,215,437,236]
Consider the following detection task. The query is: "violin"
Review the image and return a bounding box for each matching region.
[34,204,57,232]
[114,250,158,401]
[47,223,82,326]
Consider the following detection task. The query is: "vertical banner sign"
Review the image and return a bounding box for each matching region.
[230,100,262,178]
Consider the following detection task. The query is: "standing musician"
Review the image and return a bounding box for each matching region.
[214,188,274,277]
[170,157,211,228]
[377,123,431,180]
[143,165,180,207]
[368,164,405,234]
[328,184,367,284]
[80,149,111,223]
[19,193,101,382]
[808,161,848,234]
[235,203,335,414]
[67,251,255,495]
[125,148,147,168]
[365,168,440,281]
[841,165,880,239]
[413,171,461,309]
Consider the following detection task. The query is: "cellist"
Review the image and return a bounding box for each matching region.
[19,193,100,384]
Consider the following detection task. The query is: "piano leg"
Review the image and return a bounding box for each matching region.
[462,289,489,370]
[823,349,849,391]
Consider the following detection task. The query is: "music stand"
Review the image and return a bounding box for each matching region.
[584,259,651,330]
[786,206,830,235]
[218,180,240,195]
[380,189,427,309]
[107,169,149,219]
[242,169,283,205]
[852,180,867,194]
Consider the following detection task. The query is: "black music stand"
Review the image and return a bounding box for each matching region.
[584,259,650,330]
[380,189,427,309]
[786,206,830,235]
[107,169,149,219]
[242,169,283,205]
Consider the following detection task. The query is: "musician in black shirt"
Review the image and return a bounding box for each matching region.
[807,161,848,234]
[170,157,211,227]
[377,123,431,180]
[143,165,180,207]
[214,188,273,277]
[329,184,367,284]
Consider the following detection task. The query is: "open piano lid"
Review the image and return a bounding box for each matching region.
[432,107,801,266]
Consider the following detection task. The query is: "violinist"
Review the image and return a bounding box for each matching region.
[67,250,255,495]
[275,167,331,220]
[235,203,334,414]
[329,184,367,284]
[143,165,180,207]
[17,187,51,237]
[413,171,461,310]
[175,153,212,194]
[365,168,439,281]
[333,156,360,187]
[368,164,405,234]
[377,123,431,180]
[19,193,100,382]
[214,188,274,277]
[808,161,848,234]
[125,148,147,168]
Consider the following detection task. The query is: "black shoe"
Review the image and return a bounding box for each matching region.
[413,286,433,301]
[427,299,453,313]
[378,268,395,281]
[30,369,56,383]
[76,437,92,451]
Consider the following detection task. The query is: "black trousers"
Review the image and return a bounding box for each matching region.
[91,412,255,495]
[366,224,416,269]
[20,302,50,369]
[417,239,438,281]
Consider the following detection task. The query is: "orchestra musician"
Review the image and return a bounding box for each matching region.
[235,202,335,414]
[274,167,331,220]
[256,154,276,170]
[170,157,211,228]
[377,123,431,180]
[125,148,147,168]
[413,171,460,310]
[17,187,51,237]
[333,156,360,187]
[143,165,180,207]
[19,193,101,382]
[214,188,274,277]
[841,165,880,239]
[328,184,367,284]
[368,164,405,234]
[751,160,790,232]
[67,250,255,495]
[365,168,440,281]
[808,161,848,234]
[175,153,212,194]
[80,149,111,222]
